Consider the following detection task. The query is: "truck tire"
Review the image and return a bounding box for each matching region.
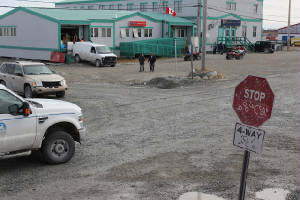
[24,85,34,98]
[41,130,75,164]
[95,59,102,67]
[0,80,6,86]
[75,54,81,63]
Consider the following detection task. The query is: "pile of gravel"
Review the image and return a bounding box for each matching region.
[148,77,181,89]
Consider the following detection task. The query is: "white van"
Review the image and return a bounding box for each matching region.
[73,42,117,67]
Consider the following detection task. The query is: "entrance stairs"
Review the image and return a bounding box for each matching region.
[217,37,255,51]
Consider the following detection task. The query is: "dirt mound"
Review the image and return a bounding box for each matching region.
[148,77,181,89]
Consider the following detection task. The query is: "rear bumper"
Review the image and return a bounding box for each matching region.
[33,86,67,95]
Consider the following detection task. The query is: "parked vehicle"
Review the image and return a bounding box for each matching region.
[73,42,117,67]
[0,61,67,98]
[184,51,201,61]
[226,46,245,60]
[254,41,275,53]
[291,37,300,46]
[0,84,85,164]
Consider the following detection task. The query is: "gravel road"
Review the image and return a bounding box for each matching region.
[0,51,299,200]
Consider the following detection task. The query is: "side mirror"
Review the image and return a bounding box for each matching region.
[23,102,31,116]
[15,73,23,77]
[8,104,19,116]
[52,70,56,74]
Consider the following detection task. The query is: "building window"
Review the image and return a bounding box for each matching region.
[126,29,130,37]
[127,3,134,10]
[226,2,236,11]
[152,2,159,12]
[101,28,112,37]
[254,4,258,14]
[231,29,235,37]
[144,28,153,37]
[91,28,99,37]
[242,26,247,37]
[176,29,185,37]
[225,29,230,37]
[118,4,123,10]
[162,1,168,12]
[137,28,142,37]
[174,0,182,13]
[253,26,257,37]
[0,27,16,37]
[12,27,16,36]
[99,5,105,10]
[88,5,94,9]
[109,4,114,10]
[133,28,142,38]
[140,3,147,12]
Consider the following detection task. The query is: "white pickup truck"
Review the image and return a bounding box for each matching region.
[0,84,85,164]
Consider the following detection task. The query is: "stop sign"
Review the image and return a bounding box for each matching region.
[233,75,274,127]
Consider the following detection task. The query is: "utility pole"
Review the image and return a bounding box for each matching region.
[287,0,291,51]
[201,0,207,71]
[197,0,201,40]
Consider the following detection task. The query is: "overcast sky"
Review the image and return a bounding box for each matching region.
[0,0,299,29]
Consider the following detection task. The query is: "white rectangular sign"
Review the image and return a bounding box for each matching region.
[233,122,265,154]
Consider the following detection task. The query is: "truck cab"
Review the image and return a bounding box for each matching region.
[0,85,85,164]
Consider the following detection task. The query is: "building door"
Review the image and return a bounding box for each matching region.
[218,27,224,43]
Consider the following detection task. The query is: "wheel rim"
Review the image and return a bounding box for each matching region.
[96,60,101,67]
[50,139,69,159]
[24,87,32,98]
[75,55,80,62]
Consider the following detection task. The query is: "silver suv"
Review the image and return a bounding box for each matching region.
[0,61,67,98]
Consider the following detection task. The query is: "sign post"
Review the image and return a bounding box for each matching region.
[232,75,274,200]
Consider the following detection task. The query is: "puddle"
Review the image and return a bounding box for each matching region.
[255,188,290,200]
[178,192,225,200]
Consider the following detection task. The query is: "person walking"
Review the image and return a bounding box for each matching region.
[148,53,156,72]
[219,42,225,55]
[213,42,217,54]
[138,54,145,72]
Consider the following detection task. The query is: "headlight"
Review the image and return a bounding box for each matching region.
[32,80,43,87]
[60,79,66,86]
[78,115,83,122]
[78,115,84,128]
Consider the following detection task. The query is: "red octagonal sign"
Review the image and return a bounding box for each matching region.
[233,75,274,127]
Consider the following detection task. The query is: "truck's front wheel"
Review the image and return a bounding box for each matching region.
[41,131,75,164]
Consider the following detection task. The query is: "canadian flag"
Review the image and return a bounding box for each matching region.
[166,7,176,16]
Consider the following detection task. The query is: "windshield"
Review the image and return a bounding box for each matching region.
[96,46,112,54]
[23,65,53,75]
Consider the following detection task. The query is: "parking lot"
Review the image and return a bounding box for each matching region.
[0,51,299,200]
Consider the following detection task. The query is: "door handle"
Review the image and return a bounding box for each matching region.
[38,116,48,124]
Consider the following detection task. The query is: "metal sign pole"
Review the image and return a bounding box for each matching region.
[238,150,250,200]
[191,42,194,79]
[175,38,178,78]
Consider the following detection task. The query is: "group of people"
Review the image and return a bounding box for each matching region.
[213,42,226,55]
[138,53,156,72]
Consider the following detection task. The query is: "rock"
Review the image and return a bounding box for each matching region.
[207,71,217,78]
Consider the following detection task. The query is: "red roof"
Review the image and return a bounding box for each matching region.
[278,22,300,31]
